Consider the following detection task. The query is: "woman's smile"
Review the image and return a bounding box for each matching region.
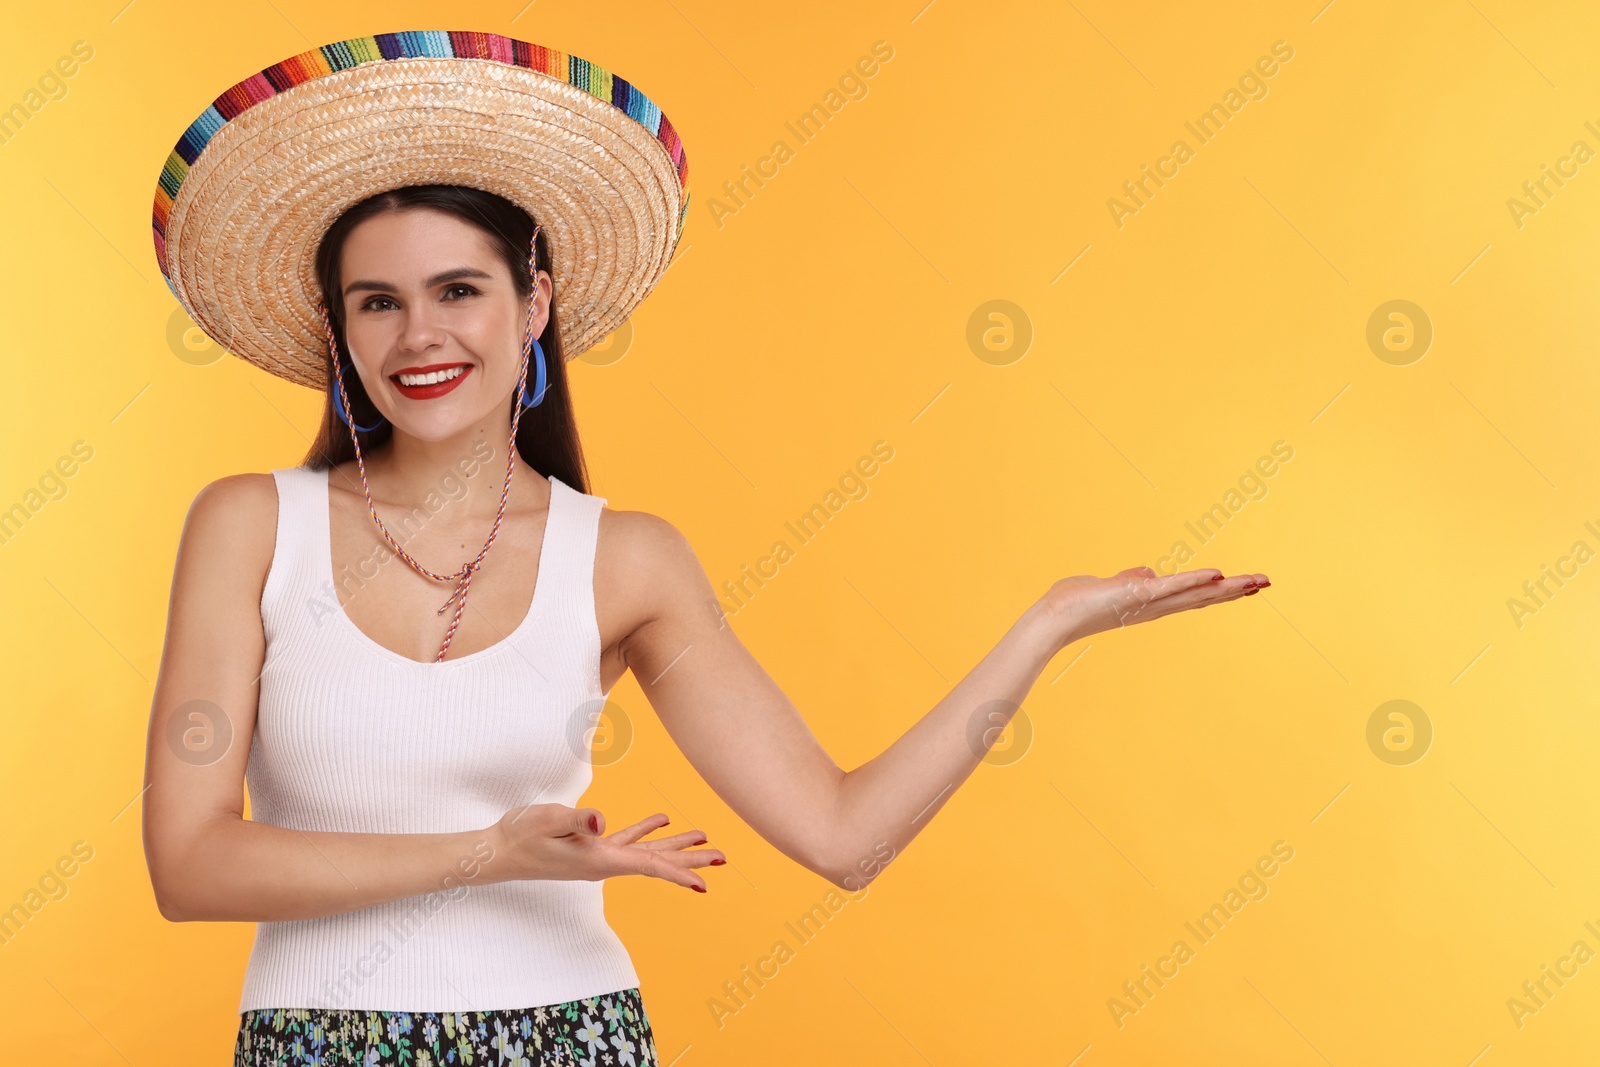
[389,361,474,400]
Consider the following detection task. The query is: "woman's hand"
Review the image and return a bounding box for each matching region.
[1040,565,1270,650]
[484,806,725,892]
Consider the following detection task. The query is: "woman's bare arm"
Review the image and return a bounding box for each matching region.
[141,474,499,923]
[822,566,1265,886]
[616,512,1267,890]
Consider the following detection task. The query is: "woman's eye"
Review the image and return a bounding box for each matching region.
[358,286,476,312]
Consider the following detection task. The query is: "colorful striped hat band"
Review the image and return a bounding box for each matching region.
[152,30,689,391]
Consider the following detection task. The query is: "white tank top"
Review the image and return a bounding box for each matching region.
[238,464,640,1013]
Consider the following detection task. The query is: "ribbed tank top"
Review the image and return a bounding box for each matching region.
[238,464,640,1013]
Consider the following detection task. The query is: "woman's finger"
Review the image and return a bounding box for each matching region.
[1141,573,1270,618]
[1143,569,1263,605]
[604,812,671,847]
[554,807,605,838]
[621,843,714,892]
[634,829,709,851]
[1108,569,1216,618]
[1108,569,1264,626]
[1143,568,1227,596]
[637,844,727,869]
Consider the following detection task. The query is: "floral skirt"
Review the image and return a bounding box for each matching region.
[233,986,657,1066]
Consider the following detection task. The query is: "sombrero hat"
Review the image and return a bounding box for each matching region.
[152,29,689,390]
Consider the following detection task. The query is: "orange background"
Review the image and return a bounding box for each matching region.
[3,1,1599,1063]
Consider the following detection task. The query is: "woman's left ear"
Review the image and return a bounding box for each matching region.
[532,271,551,321]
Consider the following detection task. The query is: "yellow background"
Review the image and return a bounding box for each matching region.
[2,1,1597,1063]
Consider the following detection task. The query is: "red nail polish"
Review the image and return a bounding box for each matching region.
[710,858,726,866]
[589,814,600,833]
[1211,573,1225,580]
[1245,588,1259,595]
[692,884,707,893]
[693,838,708,846]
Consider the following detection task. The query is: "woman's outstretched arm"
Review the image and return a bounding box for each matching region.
[616,512,1268,890]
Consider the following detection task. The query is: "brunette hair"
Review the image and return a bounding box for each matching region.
[301,184,590,493]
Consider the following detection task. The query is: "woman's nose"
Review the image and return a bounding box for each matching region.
[397,303,449,350]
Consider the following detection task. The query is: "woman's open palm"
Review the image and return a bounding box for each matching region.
[1044,565,1270,645]
[490,805,725,892]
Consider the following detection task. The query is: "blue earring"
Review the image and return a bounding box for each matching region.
[518,337,549,409]
[334,358,386,432]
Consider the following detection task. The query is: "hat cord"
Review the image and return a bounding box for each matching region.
[315,224,544,663]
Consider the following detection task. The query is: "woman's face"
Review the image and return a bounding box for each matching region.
[336,207,548,440]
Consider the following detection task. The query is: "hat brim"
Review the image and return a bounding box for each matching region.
[153,32,689,390]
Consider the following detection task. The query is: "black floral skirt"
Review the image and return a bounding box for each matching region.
[233,986,657,1066]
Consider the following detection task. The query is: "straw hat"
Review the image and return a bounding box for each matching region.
[152,30,689,390]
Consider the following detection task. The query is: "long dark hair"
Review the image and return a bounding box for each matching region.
[301,184,590,494]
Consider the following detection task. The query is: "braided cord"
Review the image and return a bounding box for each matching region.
[315,225,544,662]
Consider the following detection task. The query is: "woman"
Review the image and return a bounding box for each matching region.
[142,31,1268,1067]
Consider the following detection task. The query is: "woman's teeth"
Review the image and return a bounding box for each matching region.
[396,366,467,386]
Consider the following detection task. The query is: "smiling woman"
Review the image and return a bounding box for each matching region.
[143,28,1268,1067]
[308,185,577,474]
[145,30,696,1067]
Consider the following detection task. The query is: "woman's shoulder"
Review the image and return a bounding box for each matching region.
[596,502,690,561]
[188,471,280,526]
[595,501,709,607]
[178,472,280,588]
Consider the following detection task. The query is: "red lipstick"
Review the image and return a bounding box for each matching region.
[390,362,472,400]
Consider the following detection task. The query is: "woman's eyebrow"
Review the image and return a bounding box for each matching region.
[344,266,494,296]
